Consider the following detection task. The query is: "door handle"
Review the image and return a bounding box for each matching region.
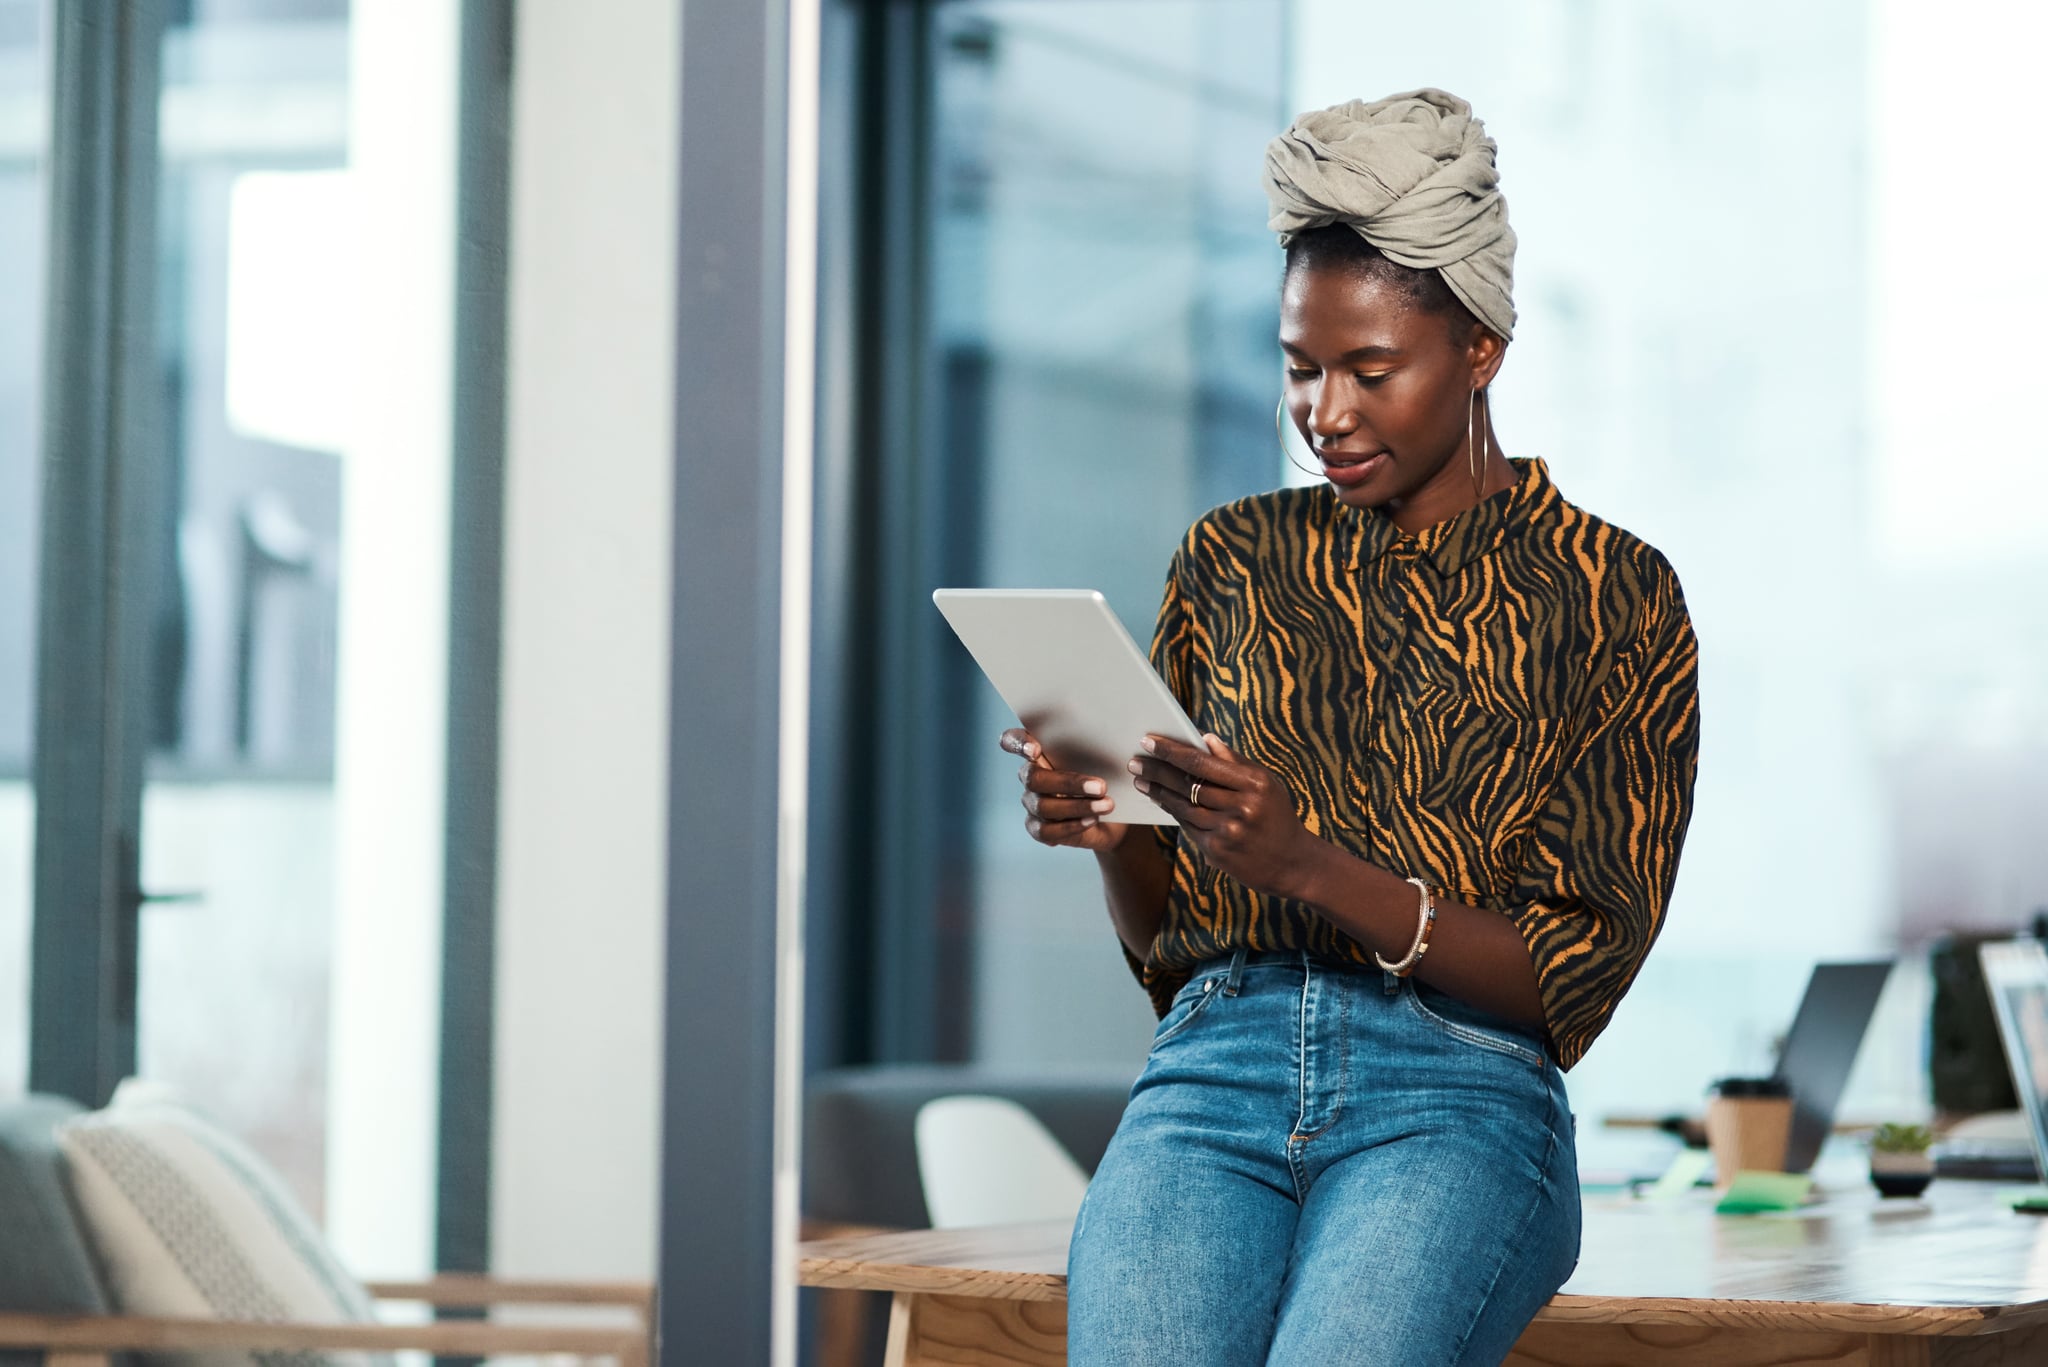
[117,830,205,913]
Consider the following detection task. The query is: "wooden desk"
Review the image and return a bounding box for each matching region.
[797,1181,2048,1365]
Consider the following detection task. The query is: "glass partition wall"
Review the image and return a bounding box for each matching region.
[841,0,1288,1070]
[936,2,1287,1066]
[2,0,353,1215]
[11,0,472,1278]
[138,0,351,1220]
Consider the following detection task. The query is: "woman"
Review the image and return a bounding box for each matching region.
[1001,90,1700,1364]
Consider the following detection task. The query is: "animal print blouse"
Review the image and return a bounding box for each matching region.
[1139,456,1701,1069]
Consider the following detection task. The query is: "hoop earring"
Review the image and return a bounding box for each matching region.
[1468,386,1491,496]
[1467,387,1480,494]
[1275,397,1322,479]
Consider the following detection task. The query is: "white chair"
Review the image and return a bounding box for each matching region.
[913,1095,1090,1229]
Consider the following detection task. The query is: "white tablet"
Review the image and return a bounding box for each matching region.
[933,588,1204,827]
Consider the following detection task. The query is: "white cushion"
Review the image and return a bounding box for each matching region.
[57,1081,391,1367]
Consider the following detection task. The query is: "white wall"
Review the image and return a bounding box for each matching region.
[491,0,679,1280]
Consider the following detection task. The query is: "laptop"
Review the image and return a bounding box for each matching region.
[1975,941,2048,1188]
[1774,961,1894,1173]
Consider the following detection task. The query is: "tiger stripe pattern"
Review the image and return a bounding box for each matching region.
[1138,456,1701,1069]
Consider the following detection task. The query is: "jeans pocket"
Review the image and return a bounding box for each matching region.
[1151,975,1221,1048]
[1403,982,1546,1068]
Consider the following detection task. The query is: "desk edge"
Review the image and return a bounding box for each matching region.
[797,1256,1066,1304]
[1534,1293,2048,1336]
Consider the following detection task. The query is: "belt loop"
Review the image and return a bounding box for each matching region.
[1223,948,1249,997]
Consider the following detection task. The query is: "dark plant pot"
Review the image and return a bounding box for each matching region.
[1869,1166,1933,1198]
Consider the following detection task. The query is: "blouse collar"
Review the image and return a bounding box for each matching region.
[1345,456,1559,576]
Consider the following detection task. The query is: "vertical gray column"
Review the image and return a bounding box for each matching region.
[436,0,514,1292]
[661,0,792,1361]
[850,0,948,1067]
[30,0,167,1107]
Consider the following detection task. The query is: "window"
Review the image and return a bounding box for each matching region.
[137,0,351,1216]
[837,0,1287,1066]
[1287,0,2048,1163]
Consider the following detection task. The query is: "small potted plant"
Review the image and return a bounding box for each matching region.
[1869,1123,1935,1198]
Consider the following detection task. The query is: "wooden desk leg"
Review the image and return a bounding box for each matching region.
[811,1286,879,1366]
[885,1292,915,1366]
[883,1292,1067,1367]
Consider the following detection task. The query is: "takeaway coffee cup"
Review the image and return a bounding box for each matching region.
[1706,1076,1794,1188]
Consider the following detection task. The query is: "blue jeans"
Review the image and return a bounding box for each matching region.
[1067,950,1580,1366]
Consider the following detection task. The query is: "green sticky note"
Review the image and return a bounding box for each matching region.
[1715,1170,1813,1214]
[1643,1148,1712,1201]
[2003,1186,2048,1211]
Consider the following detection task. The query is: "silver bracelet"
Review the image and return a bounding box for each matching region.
[1374,876,1437,976]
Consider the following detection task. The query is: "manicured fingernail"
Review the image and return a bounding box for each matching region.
[1139,737,1157,753]
[1024,742,1039,757]
[1084,778,1106,796]
[1019,765,1031,782]
[1091,798,1114,813]
[1080,816,1097,827]
[1133,777,1150,793]
[1127,759,1143,774]
[1027,818,1041,836]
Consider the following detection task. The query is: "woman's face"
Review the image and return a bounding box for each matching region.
[1279,264,1504,525]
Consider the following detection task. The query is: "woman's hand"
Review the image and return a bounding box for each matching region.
[1130,732,1319,901]
[1001,727,1130,852]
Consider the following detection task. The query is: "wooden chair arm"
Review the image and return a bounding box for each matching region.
[363,1273,656,1313]
[0,1311,648,1364]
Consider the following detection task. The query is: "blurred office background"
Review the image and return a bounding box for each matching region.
[810,0,2048,1194]
[3,0,2045,1359]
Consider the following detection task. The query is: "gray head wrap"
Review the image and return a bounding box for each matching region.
[1264,88,1517,340]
